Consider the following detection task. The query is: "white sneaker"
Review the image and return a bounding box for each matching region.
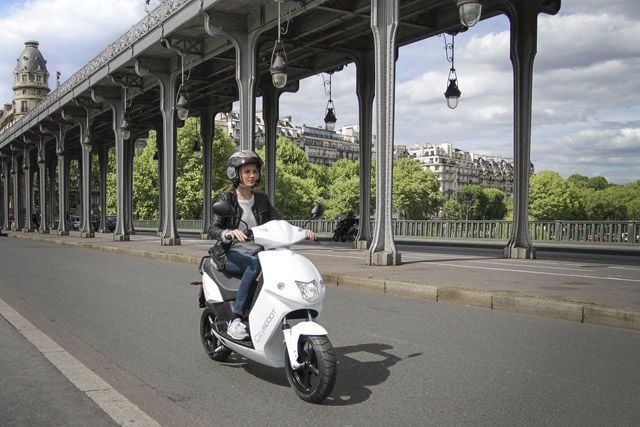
[227,318,249,340]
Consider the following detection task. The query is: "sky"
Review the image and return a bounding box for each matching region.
[1,0,638,184]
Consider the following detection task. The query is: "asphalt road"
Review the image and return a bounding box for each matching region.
[1,237,640,426]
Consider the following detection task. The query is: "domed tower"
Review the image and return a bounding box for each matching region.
[12,40,50,120]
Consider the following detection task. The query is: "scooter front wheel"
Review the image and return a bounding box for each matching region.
[285,335,337,403]
[200,307,232,362]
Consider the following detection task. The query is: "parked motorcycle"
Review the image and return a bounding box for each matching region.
[332,213,358,242]
[196,201,336,403]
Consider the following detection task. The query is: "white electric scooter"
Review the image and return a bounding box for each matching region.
[197,201,336,403]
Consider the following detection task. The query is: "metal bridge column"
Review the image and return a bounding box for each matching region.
[367,0,401,266]
[1,155,8,230]
[36,137,49,234]
[135,58,181,246]
[10,150,21,231]
[195,102,231,240]
[259,81,299,206]
[354,49,375,249]
[61,107,94,238]
[47,156,55,230]
[22,144,34,232]
[53,125,69,236]
[97,145,108,233]
[204,11,260,151]
[153,124,164,237]
[261,83,281,205]
[91,87,130,242]
[124,130,135,236]
[503,0,560,259]
[199,107,215,240]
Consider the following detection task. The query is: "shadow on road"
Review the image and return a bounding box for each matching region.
[217,343,422,405]
[323,343,421,406]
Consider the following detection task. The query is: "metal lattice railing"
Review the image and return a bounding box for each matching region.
[131,219,640,245]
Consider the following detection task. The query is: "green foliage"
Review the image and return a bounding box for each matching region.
[531,172,640,220]
[458,184,487,220]
[256,137,325,219]
[584,186,630,220]
[529,171,581,220]
[443,199,462,219]
[324,159,362,219]
[175,119,204,219]
[212,126,239,197]
[392,157,443,219]
[106,149,116,215]
[132,133,159,219]
[483,188,508,220]
[275,173,322,219]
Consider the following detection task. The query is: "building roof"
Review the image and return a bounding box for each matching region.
[14,41,48,74]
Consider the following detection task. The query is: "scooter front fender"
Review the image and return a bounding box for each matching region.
[283,321,329,370]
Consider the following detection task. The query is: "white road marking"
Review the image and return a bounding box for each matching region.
[302,250,640,283]
[467,259,595,272]
[0,297,160,427]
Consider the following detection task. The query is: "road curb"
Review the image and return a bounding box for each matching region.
[7,232,640,331]
[326,272,639,331]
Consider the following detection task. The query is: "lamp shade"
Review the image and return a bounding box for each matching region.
[444,78,461,109]
[176,93,189,121]
[457,0,482,27]
[120,116,131,140]
[83,131,92,151]
[324,107,337,131]
[270,47,288,89]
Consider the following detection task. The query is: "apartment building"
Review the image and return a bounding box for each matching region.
[398,143,516,198]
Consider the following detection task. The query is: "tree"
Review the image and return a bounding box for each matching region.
[458,184,487,220]
[482,188,507,220]
[588,176,610,191]
[132,133,159,220]
[584,187,628,220]
[567,174,590,189]
[392,157,443,219]
[325,159,361,219]
[443,198,462,219]
[257,137,323,219]
[129,119,236,220]
[529,171,580,220]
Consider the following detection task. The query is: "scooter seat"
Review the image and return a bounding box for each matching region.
[203,257,241,301]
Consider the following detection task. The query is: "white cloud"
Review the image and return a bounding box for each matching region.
[0,0,147,102]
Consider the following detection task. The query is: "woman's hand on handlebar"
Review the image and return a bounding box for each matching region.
[305,229,317,241]
[226,229,249,241]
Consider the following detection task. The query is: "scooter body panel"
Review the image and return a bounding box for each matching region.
[203,272,224,302]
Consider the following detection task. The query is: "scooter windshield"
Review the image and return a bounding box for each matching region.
[252,220,307,250]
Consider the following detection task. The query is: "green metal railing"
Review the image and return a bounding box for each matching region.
[132,219,640,245]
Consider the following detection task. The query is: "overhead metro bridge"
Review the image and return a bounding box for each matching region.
[0,0,562,265]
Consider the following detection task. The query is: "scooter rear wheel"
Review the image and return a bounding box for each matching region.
[285,335,337,403]
[200,308,232,362]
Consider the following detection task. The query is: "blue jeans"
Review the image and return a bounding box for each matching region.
[225,250,261,316]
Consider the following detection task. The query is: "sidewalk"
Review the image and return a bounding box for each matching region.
[3,229,639,331]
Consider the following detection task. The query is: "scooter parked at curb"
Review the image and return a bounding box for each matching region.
[195,201,336,403]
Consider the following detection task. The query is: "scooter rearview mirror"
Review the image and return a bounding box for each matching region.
[311,203,324,220]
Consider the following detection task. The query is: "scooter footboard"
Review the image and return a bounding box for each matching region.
[283,321,329,370]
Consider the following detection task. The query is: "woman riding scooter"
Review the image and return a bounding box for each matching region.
[206,150,316,340]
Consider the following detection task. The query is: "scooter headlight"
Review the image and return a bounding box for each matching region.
[295,279,321,302]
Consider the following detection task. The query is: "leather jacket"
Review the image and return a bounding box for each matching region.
[208,190,281,241]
